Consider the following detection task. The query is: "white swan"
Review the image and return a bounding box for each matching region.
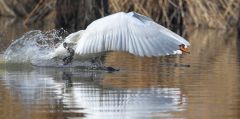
[48,12,190,60]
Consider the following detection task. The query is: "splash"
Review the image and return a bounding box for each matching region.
[4,29,65,63]
[3,29,106,69]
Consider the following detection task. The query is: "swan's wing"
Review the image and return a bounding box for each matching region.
[75,12,190,57]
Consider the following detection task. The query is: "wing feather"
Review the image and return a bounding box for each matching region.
[75,12,190,57]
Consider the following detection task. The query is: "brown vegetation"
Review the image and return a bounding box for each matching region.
[24,0,55,26]
[109,0,240,29]
[0,0,40,17]
[55,0,108,32]
[0,0,239,30]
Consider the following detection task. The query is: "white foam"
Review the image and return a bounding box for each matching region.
[4,30,64,63]
[3,29,103,69]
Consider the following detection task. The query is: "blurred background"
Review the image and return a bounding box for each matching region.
[0,0,239,51]
[1,1,240,119]
[0,0,239,32]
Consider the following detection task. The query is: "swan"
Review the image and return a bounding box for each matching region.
[48,12,190,63]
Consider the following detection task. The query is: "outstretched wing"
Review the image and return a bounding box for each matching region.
[75,12,190,57]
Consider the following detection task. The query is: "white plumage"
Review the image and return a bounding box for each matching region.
[49,12,190,59]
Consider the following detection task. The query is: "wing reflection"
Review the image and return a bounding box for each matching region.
[71,86,185,119]
[0,65,186,119]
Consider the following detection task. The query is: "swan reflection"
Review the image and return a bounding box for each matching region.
[0,65,186,119]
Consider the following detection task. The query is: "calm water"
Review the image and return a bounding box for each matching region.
[0,20,240,119]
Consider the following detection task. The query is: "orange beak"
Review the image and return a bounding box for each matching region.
[179,44,190,54]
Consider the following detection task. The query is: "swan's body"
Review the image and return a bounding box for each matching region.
[49,12,190,60]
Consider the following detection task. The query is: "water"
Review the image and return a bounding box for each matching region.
[0,20,240,119]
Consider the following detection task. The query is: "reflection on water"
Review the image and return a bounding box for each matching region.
[0,21,240,119]
[0,64,185,119]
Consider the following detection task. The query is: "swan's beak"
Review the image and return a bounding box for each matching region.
[179,44,190,54]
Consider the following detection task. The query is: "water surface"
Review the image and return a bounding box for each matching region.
[0,21,240,119]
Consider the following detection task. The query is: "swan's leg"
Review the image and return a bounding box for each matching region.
[63,56,70,65]
[90,56,104,69]
[62,42,75,65]
[62,54,74,65]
